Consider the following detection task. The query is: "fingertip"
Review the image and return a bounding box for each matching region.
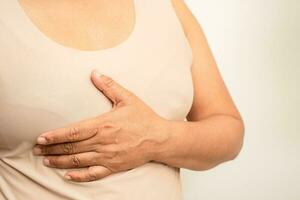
[92,69,103,78]
[37,130,53,144]
[64,174,72,180]
[37,136,47,145]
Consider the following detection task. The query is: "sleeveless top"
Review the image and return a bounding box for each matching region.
[0,0,194,199]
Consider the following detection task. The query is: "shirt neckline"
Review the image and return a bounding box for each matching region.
[13,0,139,56]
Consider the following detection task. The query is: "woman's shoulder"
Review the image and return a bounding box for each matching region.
[169,0,206,59]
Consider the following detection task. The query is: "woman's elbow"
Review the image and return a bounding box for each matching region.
[196,117,245,171]
[226,117,245,161]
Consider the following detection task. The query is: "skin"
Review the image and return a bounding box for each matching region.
[18,0,136,50]
[21,0,245,182]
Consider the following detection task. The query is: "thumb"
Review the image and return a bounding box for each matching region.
[91,69,135,108]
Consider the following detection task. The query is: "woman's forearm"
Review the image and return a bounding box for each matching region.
[150,114,245,171]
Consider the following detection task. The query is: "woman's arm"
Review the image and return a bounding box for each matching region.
[149,0,245,171]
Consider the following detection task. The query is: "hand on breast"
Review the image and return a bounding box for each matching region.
[32,69,170,182]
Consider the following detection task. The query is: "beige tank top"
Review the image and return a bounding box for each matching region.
[0,0,194,199]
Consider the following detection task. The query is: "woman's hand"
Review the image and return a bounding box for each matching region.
[33,70,170,182]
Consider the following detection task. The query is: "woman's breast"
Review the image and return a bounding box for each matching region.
[0,41,193,155]
[0,53,111,152]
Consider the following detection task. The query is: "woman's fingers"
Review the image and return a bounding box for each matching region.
[41,144,119,168]
[65,165,113,182]
[36,115,106,145]
[91,70,136,109]
[33,124,120,155]
[43,151,100,168]
[33,138,96,155]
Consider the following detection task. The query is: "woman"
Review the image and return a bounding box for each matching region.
[0,0,245,199]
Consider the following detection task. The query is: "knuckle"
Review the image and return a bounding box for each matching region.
[87,167,98,181]
[41,146,50,154]
[102,76,115,89]
[71,155,81,167]
[45,135,55,144]
[62,143,75,154]
[48,157,57,166]
[67,127,81,141]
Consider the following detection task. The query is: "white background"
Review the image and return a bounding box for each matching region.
[180,0,300,200]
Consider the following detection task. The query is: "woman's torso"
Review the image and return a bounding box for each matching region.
[0,0,194,199]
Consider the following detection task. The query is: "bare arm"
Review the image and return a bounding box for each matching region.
[150,0,245,171]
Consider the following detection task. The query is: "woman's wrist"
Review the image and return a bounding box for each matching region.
[146,118,181,164]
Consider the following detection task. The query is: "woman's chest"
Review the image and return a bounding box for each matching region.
[17,0,136,51]
[0,44,193,151]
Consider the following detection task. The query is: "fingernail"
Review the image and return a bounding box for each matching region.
[37,137,47,144]
[64,175,72,180]
[43,158,50,166]
[93,69,103,78]
[33,147,42,155]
